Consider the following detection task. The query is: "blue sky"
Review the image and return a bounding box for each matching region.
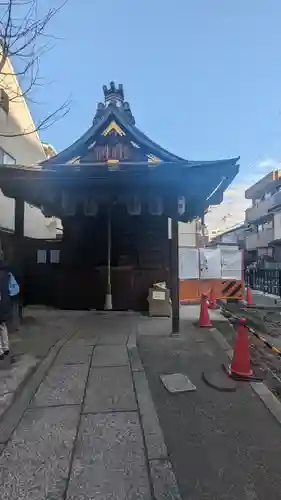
[31,0,281,231]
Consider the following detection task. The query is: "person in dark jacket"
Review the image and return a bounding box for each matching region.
[0,254,11,359]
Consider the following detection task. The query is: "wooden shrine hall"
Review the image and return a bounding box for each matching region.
[0,82,239,331]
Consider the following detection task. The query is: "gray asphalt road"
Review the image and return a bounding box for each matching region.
[138,325,281,500]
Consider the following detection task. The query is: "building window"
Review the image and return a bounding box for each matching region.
[0,89,9,114]
[0,148,16,165]
[264,220,273,230]
[50,249,60,264]
[37,250,47,264]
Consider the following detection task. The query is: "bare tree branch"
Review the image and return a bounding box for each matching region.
[0,0,69,138]
[0,98,69,136]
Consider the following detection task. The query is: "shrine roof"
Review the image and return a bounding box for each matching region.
[0,156,239,213]
[0,82,240,220]
[41,82,183,167]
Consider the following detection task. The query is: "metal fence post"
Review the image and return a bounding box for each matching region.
[278,269,281,297]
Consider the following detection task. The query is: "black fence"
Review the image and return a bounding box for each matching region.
[245,269,281,296]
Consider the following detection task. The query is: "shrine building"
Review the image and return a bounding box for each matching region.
[0,82,239,330]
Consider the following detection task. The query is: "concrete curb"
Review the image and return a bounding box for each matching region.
[209,326,281,426]
[0,328,78,444]
[127,333,182,499]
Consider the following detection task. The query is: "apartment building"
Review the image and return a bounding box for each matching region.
[244,170,281,261]
[0,56,57,239]
[209,223,246,247]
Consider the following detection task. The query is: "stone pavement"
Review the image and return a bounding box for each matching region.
[0,307,84,420]
[0,311,179,500]
[2,306,281,499]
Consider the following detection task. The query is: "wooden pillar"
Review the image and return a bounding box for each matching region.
[170,217,180,334]
[14,198,24,281]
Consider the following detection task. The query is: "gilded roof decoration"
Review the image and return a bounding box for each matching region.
[67,156,81,164]
[106,159,120,166]
[147,154,161,164]
[102,121,126,137]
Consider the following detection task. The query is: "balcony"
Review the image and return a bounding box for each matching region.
[272,191,281,209]
[245,197,274,222]
[245,228,274,250]
[246,191,281,222]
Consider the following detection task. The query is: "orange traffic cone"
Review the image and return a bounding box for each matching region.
[226,318,253,379]
[246,287,253,306]
[208,288,218,310]
[199,294,212,328]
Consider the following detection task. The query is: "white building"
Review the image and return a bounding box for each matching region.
[209,223,246,246]
[0,56,57,239]
[244,170,281,261]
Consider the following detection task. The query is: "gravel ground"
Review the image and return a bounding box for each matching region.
[223,303,281,338]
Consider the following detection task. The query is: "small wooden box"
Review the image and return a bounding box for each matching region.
[148,286,171,317]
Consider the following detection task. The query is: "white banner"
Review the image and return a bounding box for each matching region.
[199,248,222,279]
[179,246,243,280]
[221,248,243,280]
[179,247,199,279]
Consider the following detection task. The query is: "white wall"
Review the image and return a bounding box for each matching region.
[0,57,57,239]
[219,232,240,244]
[274,212,281,241]
[178,221,197,247]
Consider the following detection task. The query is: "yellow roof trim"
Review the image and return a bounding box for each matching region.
[147,154,161,164]
[107,159,120,166]
[273,169,281,180]
[102,120,126,137]
[67,156,81,164]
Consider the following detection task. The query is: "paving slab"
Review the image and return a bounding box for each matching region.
[97,316,135,330]
[97,331,129,345]
[54,344,93,365]
[10,309,81,358]
[74,327,98,339]
[65,335,98,346]
[0,326,79,444]
[66,412,151,500]
[91,345,128,367]
[70,327,99,341]
[0,354,38,396]
[0,406,80,500]
[83,366,137,413]
[33,364,89,407]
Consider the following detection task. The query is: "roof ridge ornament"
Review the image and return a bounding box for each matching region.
[103,82,124,106]
[93,82,135,126]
